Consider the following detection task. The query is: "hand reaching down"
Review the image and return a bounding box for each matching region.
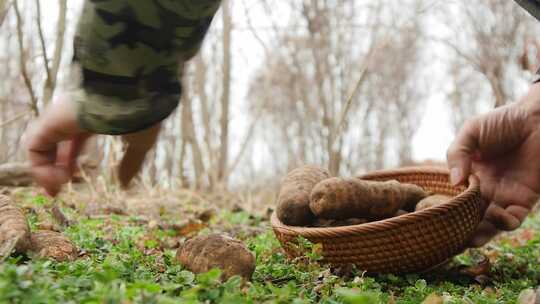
[447,83,540,247]
[26,96,161,196]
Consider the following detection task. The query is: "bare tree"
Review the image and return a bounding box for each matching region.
[247,0,427,176]
[13,0,38,115]
[439,0,534,108]
[37,0,67,106]
[0,0,11,26]
[217,0,232,187]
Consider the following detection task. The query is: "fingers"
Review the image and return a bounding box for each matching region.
[117,123,161,188]
[447,119,479,186]
[57,134,92,175]
[468,203,531,248]
[505,205,532,224]
[483,204,521,232]
[448,105,530,187]
[468,220,499,248]
[26,97,86,196]
[488,177,537,230]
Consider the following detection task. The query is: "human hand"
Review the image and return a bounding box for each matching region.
[26,96,162,196]
[447,83,540,247]
[25,96,91,196]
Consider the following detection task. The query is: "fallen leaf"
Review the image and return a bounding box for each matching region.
[174,220,206,237]
[197,209,215,223]
[460,252,490,277]
[520,229,535,242]
[422,293,443,304]
[101,205,127,216]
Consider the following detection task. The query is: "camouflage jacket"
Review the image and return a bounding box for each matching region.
[72,0,221,135]
[29,0,540,134]
[516,0,540,20]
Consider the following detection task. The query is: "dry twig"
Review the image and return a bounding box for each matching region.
[13,0,39,115]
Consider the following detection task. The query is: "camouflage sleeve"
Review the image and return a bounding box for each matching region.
[515,0,540,20]
[71,0,221,135]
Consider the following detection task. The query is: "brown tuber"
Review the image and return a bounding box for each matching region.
[0,195,31,258]
[310,178,428,220]
[276,165,331,226]
[30,230,78,261]
[394,210,409,217]
[176,234,255,280]
[415,194,452,211]
[313,218,368,227]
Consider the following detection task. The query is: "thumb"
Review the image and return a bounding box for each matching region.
[447,118,479,186]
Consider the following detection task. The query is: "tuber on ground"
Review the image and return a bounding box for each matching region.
[30,230,78,262]
[415,194,452,211]
[0,195,31,259]
[276,165,331,226]
[310,178,428,220]
[176,234,255,280]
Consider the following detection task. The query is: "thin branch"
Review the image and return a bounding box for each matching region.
[0,0,12,26]
[331,37,391,149]
[226,98,269,176]
[241,0,270,56]
[35,0,51,82]
[0,111,31,128]
[13,0,39,115]
[51,0,67,82]
[426,34,483,73]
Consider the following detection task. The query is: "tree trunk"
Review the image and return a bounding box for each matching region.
[41,0,67,106]
[0,0,11,26]
[194,56,215,189]
[218,0,232,187]
[488,73,506,108]
[181,78,205,189]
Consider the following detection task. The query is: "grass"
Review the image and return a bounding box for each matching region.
[0,192,539,304]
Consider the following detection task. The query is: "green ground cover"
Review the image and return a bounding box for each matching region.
[0,193,538,303]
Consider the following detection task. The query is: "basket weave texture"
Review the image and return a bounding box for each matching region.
[271,167,485,274]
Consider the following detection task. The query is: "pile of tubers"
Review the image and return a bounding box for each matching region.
[0,195,77,262]
[276,166,452,227]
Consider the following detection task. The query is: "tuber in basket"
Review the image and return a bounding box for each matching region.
[271,167,485,274]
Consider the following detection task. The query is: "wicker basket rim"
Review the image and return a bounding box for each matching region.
[271,167,481,238]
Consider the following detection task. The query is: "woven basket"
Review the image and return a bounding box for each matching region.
[271,167,485,274]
